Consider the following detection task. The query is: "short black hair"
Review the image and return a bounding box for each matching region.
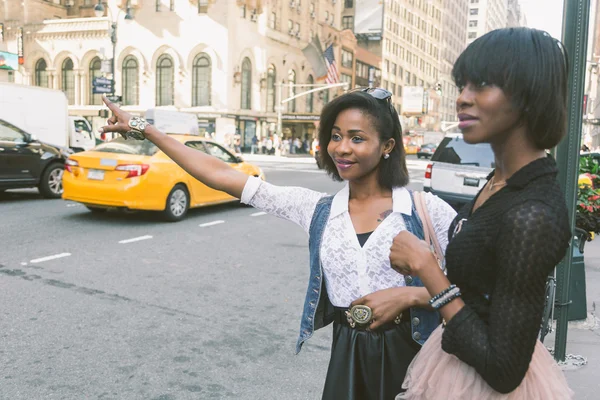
[317,91,409,189]
[452,27,569,149]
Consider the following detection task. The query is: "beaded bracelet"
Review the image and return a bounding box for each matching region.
[431,287,462,310]
[428,284,456,307]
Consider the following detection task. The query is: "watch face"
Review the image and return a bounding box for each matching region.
[130,120,138,127]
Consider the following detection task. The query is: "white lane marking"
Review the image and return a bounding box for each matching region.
[199,220,225,227]
[251,212,267,217]
[118,235,153,244]
[66,203,82,208]
[30,253,71,264]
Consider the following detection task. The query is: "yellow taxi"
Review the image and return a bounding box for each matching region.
[62,135,265,221]
[404,142,419,155]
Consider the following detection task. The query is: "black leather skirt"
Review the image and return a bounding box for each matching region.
[321,308,421,400]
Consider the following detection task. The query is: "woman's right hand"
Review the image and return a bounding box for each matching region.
[351,287,429,330]
[98,96,135,139]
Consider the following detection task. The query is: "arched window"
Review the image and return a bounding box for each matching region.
[89,57,102,105]
[241,57,252,110]
[287,69,296,112]
[122,55,139,106]
[266,64,276,112]
[61,58,75,105]
[35,59,48,88]
[192,53,211,106]
[156,54,174,106]
[306,75,314,113]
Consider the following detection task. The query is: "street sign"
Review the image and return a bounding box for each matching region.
[93,76,111,85]
[101,60,112,74]
[93,77,112,94]
[93,85,112,94]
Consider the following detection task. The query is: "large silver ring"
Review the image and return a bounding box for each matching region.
[345,305,373,328]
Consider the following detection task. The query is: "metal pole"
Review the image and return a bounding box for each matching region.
[276,82,282,137]
[111,21,116,97]
[554,0,591,362]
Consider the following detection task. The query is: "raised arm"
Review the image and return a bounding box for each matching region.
[99,96,249,199]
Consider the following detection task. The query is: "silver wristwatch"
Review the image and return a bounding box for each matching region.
[125,117,150,140]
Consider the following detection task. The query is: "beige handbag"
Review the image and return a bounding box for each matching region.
[412,191,445,271]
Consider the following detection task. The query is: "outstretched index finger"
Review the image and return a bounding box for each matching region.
[102,95,120,114]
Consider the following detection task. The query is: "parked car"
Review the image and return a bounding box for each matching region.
[0,118,71,198]
[423,133,495,209]
[416,143,437,159]
[62,135,266,222]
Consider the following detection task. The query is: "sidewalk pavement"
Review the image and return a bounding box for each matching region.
[545,238,600,399]
[241,153,316,164]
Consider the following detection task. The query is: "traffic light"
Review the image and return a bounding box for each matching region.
[435,82,442,95]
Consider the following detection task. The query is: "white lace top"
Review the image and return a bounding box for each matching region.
[241,176,457,307]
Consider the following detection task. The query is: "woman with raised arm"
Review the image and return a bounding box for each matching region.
[391,28,574,399]
[99,88,456,399]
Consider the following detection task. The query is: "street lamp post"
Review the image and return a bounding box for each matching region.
[275,82,349,137]
[94,1,133,99]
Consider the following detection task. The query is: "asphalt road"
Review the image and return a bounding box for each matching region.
[0,156,429,400]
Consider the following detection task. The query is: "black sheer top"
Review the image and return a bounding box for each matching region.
[441,156,571,394]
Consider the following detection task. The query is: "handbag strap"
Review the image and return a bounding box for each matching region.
[413,191,445,271]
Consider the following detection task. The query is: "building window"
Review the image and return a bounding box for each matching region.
[342,16,353,30]
[469,20,478,27]
[155,0,160,11]
[89,57,103,105]
[192,53,211,106]
[287,69,296,112]
[306,75,314,113]
[269,12,276,29]
[468,32,477,39]
[35,59,48,88]
[322,89,329,105]
[267,64,276,112]
[198,0,208,13]
[240,5,246,17]
[241,57,252,110]
[122,55,139,106]
[470,0,479,3]
[61,58,75,105]
[170,0,175,11]
[340,73,352,86]
[288,19,293,33]
[156,54,174,106]
[341,49,353,69]
[345,0,353,8]
[470,8,478,15]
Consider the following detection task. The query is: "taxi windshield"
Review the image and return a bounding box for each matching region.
[94,137,159,156]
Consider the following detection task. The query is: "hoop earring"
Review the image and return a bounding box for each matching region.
[383,153,390,159]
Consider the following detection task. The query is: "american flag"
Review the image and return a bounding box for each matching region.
[323,44,339,84]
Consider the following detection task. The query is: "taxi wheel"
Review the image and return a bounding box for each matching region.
[163,184,189,222]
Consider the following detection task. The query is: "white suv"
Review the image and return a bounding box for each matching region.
[423,133,495,209]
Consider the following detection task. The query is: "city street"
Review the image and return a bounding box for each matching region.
[0,157,428,400]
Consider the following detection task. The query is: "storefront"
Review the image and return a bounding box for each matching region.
[236,116,259,153]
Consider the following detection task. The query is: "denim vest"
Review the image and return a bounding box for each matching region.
[295,191,440,354]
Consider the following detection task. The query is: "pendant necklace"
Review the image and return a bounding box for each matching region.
[489,176,507,192]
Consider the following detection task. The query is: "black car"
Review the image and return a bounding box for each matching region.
[0,119,72,198]
[416,143,437,159]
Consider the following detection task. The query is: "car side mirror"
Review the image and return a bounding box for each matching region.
[235,156,244,163]
[29,134,38,142]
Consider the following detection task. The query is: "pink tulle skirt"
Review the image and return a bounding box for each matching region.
[396,326,574,400]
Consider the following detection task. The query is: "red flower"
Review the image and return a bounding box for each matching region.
[588,205,594,212]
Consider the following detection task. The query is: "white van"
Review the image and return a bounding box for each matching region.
[0,83,96,152]
[145,108,199,135]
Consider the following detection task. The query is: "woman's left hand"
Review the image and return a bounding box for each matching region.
[389,230,434,277]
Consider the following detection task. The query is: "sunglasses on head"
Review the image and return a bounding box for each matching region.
[349,87,393,102]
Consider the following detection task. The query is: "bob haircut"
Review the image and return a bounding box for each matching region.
[452,27,569,150]
[317,90,409,189]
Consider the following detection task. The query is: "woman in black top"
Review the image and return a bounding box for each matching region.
[391,28,574,399]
